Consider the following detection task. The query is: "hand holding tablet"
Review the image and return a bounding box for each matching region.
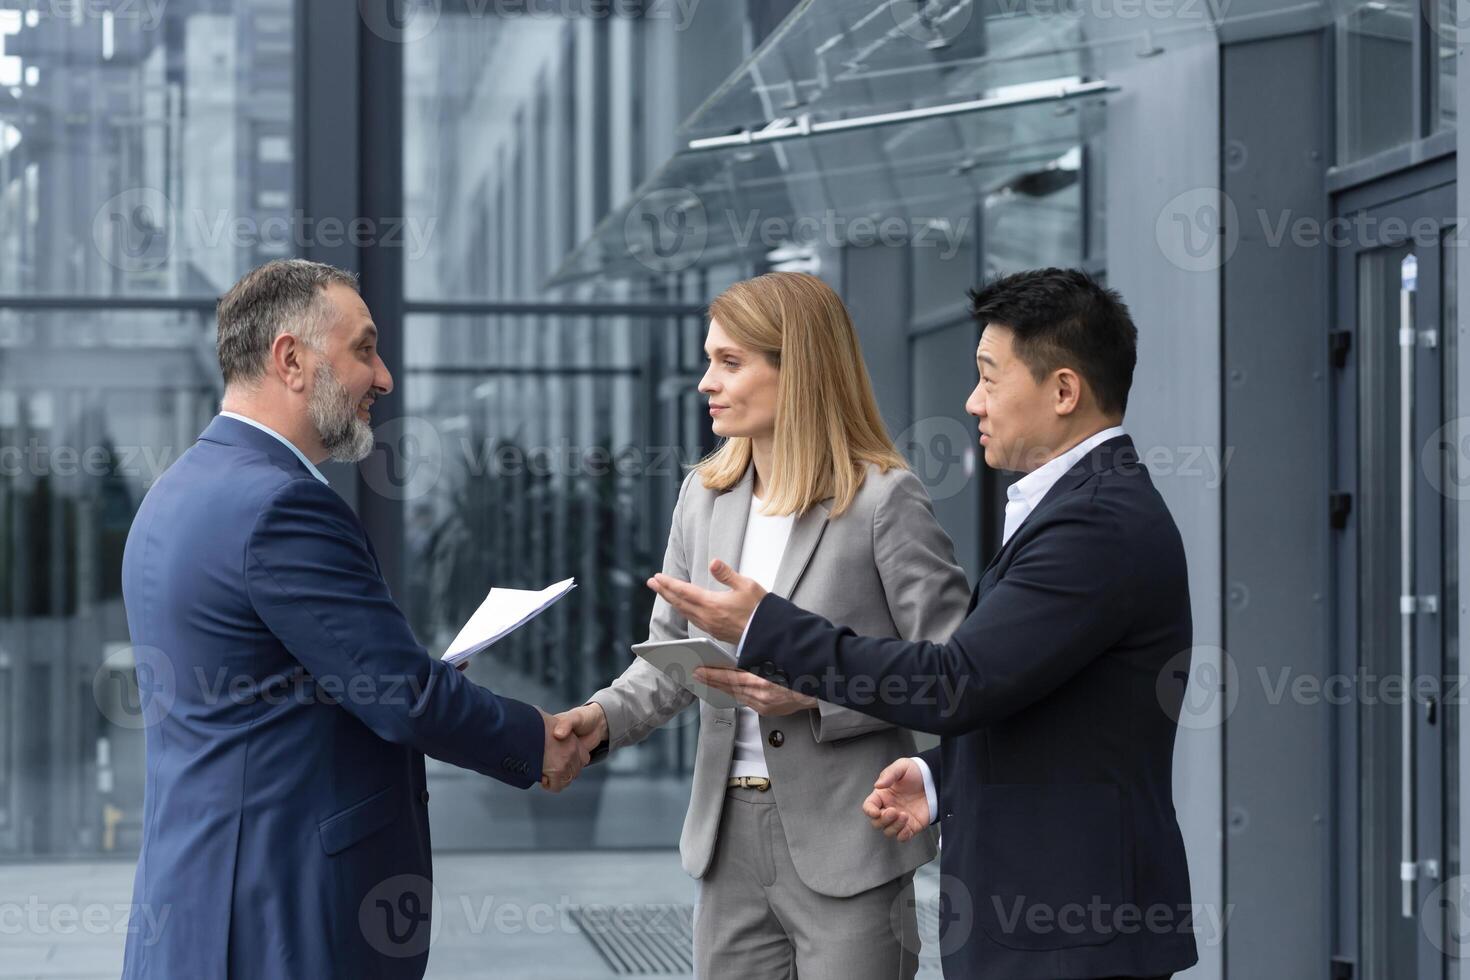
[631,637,742,710]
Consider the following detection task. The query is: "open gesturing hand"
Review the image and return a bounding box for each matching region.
[646,560,766,644]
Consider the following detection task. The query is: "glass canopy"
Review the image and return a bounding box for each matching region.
[549,0,1252,286]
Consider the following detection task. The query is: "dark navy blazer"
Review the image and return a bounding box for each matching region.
[739,435,1199,980]
[119,415,543,979]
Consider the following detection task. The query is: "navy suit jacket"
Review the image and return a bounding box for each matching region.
[739,435,1199,980]
[119,415,544,979]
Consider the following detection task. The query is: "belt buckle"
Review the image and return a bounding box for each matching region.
[730,776,771,792]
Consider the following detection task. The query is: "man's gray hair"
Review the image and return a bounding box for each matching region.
[216,259,360,386]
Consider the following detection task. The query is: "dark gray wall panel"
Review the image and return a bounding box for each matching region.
[1222,31,1332,980]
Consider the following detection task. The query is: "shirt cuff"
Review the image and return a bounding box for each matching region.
[912,756,939,826]
[735,607,755,659]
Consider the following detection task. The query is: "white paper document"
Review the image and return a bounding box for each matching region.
[440,577,577,666]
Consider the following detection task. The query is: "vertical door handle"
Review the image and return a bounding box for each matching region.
[1398,253,1418,918]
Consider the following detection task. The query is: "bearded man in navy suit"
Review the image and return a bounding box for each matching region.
[120,259,589,979]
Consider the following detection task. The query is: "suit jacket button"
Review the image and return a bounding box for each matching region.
[420,791,431,805]
[767,730,784,748]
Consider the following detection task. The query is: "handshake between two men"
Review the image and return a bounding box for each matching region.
[536,690,934,848]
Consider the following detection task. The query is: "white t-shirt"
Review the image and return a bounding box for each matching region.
[729,493,795,779]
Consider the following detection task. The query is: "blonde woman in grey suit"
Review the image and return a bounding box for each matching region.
[551,271,970,980]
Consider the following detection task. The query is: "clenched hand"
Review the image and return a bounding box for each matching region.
[861,757,931,842]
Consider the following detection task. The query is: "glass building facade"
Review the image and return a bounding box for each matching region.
[0,0,293,857]
[5,3,1470,980]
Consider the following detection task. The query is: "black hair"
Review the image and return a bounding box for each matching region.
[968,268,1137,416]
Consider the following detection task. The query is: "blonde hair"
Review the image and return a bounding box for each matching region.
[694,272,907,518]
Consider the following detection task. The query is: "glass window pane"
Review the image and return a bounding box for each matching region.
[1434,0,1457,132]
[0,307,219,858]
[404,14,600,304]
[1337,0,1416,164]
[0,2,294,298]
[401,312,708,850]
[0,0,290,864]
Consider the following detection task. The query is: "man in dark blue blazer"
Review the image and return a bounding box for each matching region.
[119,260,587,979]
[651,269,1198,980]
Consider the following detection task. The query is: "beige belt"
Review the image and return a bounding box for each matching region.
[726,776,772,791]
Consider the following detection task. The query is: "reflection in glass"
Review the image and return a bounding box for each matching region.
[984,145,1085,280]
[1432,0,1457,132]
[0,0,288,861]
[402,313,710,850]
[0,308,219,858]
[1336,0,1415,164]
[0,2,293,298]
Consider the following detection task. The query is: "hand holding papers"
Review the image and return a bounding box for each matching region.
[441,577,577,667]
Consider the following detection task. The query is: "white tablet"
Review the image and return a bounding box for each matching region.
[631,637,741,709]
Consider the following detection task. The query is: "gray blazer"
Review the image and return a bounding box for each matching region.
[590,460,971,898]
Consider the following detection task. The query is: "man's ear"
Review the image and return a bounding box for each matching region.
[270,332,309,393]
[1053,368,1082,417]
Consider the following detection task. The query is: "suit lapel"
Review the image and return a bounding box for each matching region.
[704,464,831,600]
[770,500,831,600]
[705,466,754,589]
[974,434,1138,587]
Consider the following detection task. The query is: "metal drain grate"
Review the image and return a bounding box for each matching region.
[570,903,695,976]
[572,898,945,977]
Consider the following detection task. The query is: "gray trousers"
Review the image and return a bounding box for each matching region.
[693,784,920,980]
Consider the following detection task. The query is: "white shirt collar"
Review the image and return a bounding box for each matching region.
[219,412,330,485]
[1007,424,1129,517]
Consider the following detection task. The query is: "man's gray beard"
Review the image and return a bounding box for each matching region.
[307,361,375,463]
